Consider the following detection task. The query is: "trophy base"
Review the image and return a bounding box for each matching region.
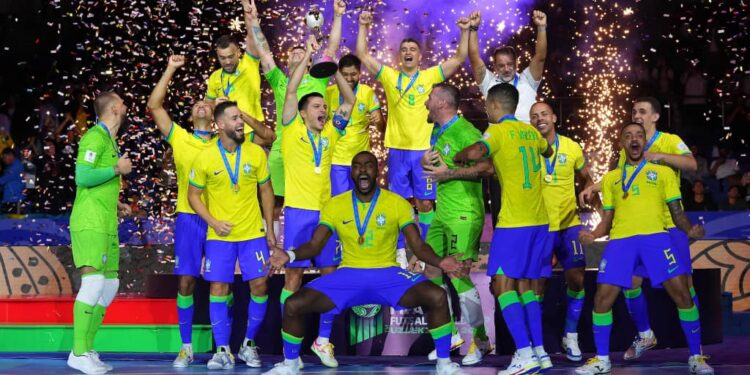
[310,61,338,78]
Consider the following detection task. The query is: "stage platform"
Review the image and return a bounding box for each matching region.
[0,335,747,374]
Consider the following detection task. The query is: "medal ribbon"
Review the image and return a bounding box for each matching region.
[644,130,661,151]
[97,121,121,157]
[218,139,241,188]
[544,134,560,176]
[352,188,381,242]
[220,70,237,97]
[396,71,420,102]
[621,159,647,197]
[430,115,459,147]
[306,129,323,170]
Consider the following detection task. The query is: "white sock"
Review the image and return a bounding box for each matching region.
[436,358,451,366]
[458,288,484,329]
[639,329,654,339]
[315,337,329,346]
[566,332,578,340]
[518,347,534,358]
[533,345,546,355]
[182,343,193,350]
[596,355,610,362]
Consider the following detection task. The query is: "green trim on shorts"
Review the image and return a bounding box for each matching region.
[281,330,303,344]
[623,287,642,299]
[678,305,699,322]
[251,294,269,304]
[428,322,452,339]
[498,291,520,310]
[495,265,505,276]
[593,310,613,326]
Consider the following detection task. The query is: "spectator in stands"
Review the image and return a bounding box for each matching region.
[710,146,740,191]
[718,185,748,211]
[0,148,24,214]
[684,180,717,211]
[682,145,711,184]
[0,121,13,154]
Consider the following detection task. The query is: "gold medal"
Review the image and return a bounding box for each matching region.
[358,236,364,245]
[314,166,321,174]
[544,174,553,183]
[233,184,240,193]
[622,192,629,199]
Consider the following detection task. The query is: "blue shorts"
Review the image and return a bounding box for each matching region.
[204,237,269,283]
[541,225,586,277]
[387,148,436,200]
[174,213,208,277]
[306,267,427,314]
[633,227,692,283]
[487,225,551,279]
[284,207,340,268]
[597,232,686,289]
[331,164,353,196]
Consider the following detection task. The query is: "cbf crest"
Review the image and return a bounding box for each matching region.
[416,85,426,94]
[558,153,567,164]
[376,214,386,227]
[243,163,251,175]
[357,102,366,112]
[442,143,451,156]
[647,171,658,182]
[322,137,330,150]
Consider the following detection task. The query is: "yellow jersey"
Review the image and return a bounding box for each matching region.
[206,52,264,121]
[319,189,415,268]
[617,131,691,229]
[481,118,550,228]
[541,134,586,231]
[325,83,380,165]
[281,115,342,210]
[602,162,681,240]
[189,138,270,241]
[376,65,444,150]
[165,122,217,214]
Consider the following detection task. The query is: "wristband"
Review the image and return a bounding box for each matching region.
[469,26,479,32]
[286,250,296,263]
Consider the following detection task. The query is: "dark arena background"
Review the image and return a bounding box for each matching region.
[0,0,749,374]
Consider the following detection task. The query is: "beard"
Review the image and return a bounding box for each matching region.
[227,129,245,145]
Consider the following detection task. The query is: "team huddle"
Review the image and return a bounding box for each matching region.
[66,1,714,375]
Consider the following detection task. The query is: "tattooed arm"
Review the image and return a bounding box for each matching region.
[668,200,705,239]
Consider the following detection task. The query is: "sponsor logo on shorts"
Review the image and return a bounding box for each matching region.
[599,258,607,273]
[376,214,386,227]
[205,259,211,273]
[175,256,179,268]
[668,265,679,274]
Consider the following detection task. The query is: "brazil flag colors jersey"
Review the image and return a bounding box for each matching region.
[432,116,484,219]
[189,139,270,242]
[541,134,586,231]
[602,162,682,240]
[165,122,216,214]
[206,52,264,122]
[265,67,330,152]
[376,65,444,150]
[481,118,550,228]
[70,124,121,235]
[320,189,415,269]
[617,131,691,229]
[282,115,342,210]
[325,83,380,166]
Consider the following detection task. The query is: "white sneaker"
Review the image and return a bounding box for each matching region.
[623,334,657,360]
[461,338,493,365]
[297,357,304,370]
[311,340,338,368]
[207,349,235,370]
[262,361,301,375]
[67,351,107,375]
[172,345,194,368]
[497,350,540,375]
[88,351,112,372]
[428,333,465,360]
[575,357,611,374]
[238,342,261,367]
[533,347,553,373]
[562,333,583,361]
[436,361,468,375]
[689,355,714,375]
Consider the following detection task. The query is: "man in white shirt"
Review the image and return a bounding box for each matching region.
[468,10,547,123]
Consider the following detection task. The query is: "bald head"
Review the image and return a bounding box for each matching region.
[94,91,121,118]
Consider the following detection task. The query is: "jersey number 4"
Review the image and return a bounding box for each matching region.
[519,146,542,190]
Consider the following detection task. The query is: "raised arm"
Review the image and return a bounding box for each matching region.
[440,17,470,78]
[333,69,355,122]
[468,11,488,85]
[146,55,184,137]
[323,0,346,58]
[668,200,705,239]
[240,111,275,145]
[244,0,277,73]
[241,0,260,57]
[281,36,317,124]
[356,11,383,75]
[528,10,548,81]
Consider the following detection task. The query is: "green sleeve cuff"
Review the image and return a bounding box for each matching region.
[602,205,614,211]
[399,220,416,231]
[319,221,335,233]
[164,122,176,142]
[368,106,381,113]
[245,51,259,60]
[206,94,217,100]
[479,140,491,157]
[189,180,205,189]
[665,196,682,203]
[438,64,446,81]
[282,114,297,127]
[375,65,385,80]
[258,175,270,184]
